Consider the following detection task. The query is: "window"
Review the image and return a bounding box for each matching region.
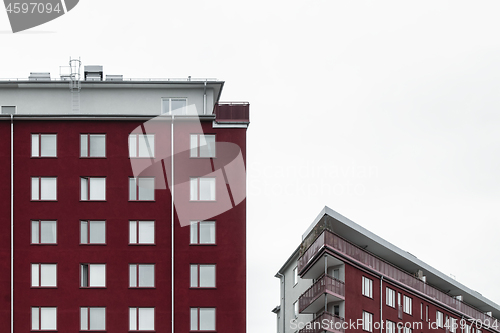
[426,305,429,322]
[129,221,155,244]
[403,295,412,314]
[81,307,106,331]
[31,264,57,287]
[81,134,106,157]
[190,308,215,331]
[81,264,106,287]
[421,303,423,320]
[31,177,57,201]
[162,97,187,115]
[129,134,155,158]
[464,324,471,333]
[386,287,395,307]
[362,311,373,332]
[31,220,57,244]
[1,106,15,114]
[293,267,298,286]
[190,264,216,288]
[447,317,457,333]
[129,307,154,331]
[436,311,443,328]
[81,177,106,201]
[333,305,340,316]
[386,320,396,333]
[190,177,215,201]
[130,264,155,288]
[362,276,373,298]
[32,134,57,157]
[190,134,216,158]
[293,301,298,318]
[333,269,340,279]
[129,177,155,201]
[80,220,106,244]
[31,307,57,331]
[190,221,215,245]
[404,328,412,333]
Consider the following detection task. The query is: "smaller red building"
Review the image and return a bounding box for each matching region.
[273,206,500,333]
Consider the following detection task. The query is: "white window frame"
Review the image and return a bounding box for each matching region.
[190,221,216,245]
[129,177,155,201]
[80,264,106,288]
[129,307,155,331]
[31,220,57,244]
[80,307,106,331]
[31,263,57,287]
[403,295,412,314]
[129,264,155,288]
[293,267,298,286]
[31,177,57,201]
[386,320,396,333]
[362,276,373,298]
[363,311,373,332]
[190,264,216,288]
[129,134,155,158]
[80,134,106,158]
[190,134,216,158]
[80,220,106,244]
[386,287,395,307]
[190,308,216,331]
[436,311,443,328]
[129,221,155,245]
[31,134,57,157]
[449,317,457,333]
[31,307,57,331]
[293,301,298,318]
[404,327,412,333]
[190,177,216,201]
[161,97,188,115]
[80,177,106,201]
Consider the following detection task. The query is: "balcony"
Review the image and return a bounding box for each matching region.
[214,102,249,124]
[298,229,499,325]
[299,275,345,314]
[298,312,345,333]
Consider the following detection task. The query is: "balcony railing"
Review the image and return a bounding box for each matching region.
[299,275,345,313]
[298,312,345,333]
[214,102,249,123]
[298,229,499,326]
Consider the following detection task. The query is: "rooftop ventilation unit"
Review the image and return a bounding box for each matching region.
[106,75,123,81]
[29,72,51,81]
[84,65,103,81]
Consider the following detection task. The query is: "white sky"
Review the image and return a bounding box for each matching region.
[2,1,500,332]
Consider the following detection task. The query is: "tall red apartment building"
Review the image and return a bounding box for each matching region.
[0,63,249,332]
[273,207,500,333]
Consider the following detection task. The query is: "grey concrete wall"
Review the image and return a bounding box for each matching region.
[277,255,313,333]
[0,86,215,115]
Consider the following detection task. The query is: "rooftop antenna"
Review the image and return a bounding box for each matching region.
[60,57,81,112]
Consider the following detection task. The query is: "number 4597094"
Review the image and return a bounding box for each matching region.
[6,3,61,14]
